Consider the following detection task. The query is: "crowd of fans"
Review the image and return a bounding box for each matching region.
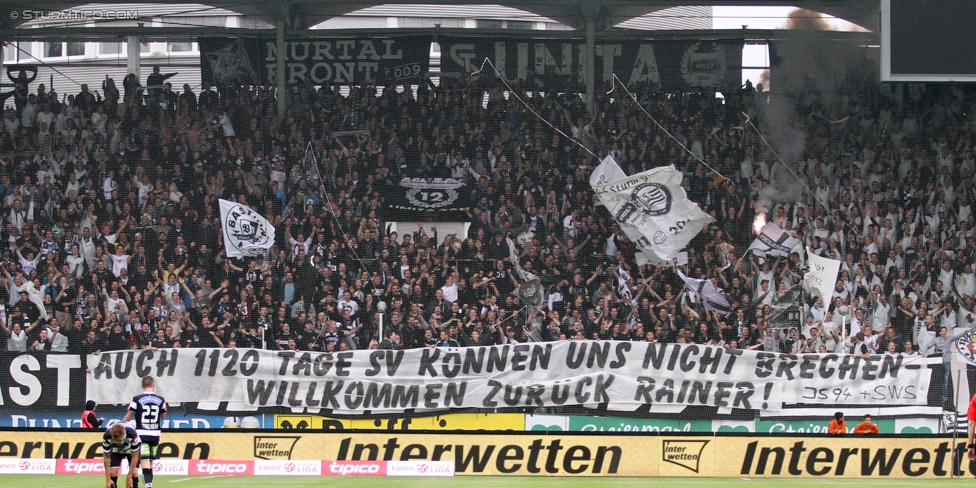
[0,61,974,365]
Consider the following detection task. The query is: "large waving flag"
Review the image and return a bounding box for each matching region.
[219,199,276,258]
[804,248,841,305]
[678,270,732,314]
[591,156,713,263]
[590,154,628,187]
[766,285,803,329]
[748,222,801,257]
[644,251,689,268]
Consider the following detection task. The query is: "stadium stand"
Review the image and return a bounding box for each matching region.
[0,57,970,367]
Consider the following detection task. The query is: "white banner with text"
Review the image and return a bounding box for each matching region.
[86,343,937,414]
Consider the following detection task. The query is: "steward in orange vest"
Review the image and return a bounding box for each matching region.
[81,400,104,429]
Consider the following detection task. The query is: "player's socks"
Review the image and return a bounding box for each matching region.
[143,467,153,487]
[110,476,118,488]
[132,476,140,488]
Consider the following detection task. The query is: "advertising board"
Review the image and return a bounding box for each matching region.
[0,430,970,477]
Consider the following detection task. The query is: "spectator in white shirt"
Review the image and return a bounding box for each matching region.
[441,276,459,304]
[337,290,359,317]
[46,322,68,352]
[1,321,31,352]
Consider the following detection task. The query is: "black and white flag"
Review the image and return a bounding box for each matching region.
[766,285,803,329]
[515,279,546,308]
[389,178,471,221]
[591,157,713,263]
[219,199,276,258]
[644,251,689,268]
[678,270,732,314]
[748,223,801,257]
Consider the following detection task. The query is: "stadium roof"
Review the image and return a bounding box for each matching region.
[0,1,881,32]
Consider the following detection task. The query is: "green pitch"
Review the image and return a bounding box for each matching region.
[0,476,972,487]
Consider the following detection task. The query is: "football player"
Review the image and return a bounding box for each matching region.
[122,376,167,488]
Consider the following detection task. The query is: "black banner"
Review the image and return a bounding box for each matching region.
[438,36,743,91]
[199,37,431,86]
[388,178,471,222]
[766,285,803,330]
[0,352,86,411]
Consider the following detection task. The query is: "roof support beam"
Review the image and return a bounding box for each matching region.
[127,34,140,79]
[578,0,606,115]
[584,18,596,115]
[0,1,881,33]
[0,26,877,43]
[277,2,290,120]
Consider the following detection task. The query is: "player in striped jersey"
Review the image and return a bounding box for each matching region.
[122,376,167,488]
[102,422,141,488]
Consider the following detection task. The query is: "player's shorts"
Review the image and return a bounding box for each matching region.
[140,440,160,460]
[109,452,135,468]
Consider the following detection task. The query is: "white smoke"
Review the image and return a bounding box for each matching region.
[753,9,869,215]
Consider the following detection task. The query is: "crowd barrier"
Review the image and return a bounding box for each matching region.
[0,429,973,478]
[0,411,941,434]
[271,412,940,434]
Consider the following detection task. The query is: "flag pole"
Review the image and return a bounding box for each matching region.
[841,315,846,353]
[798,284,807,332]
[800,246,807,332]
